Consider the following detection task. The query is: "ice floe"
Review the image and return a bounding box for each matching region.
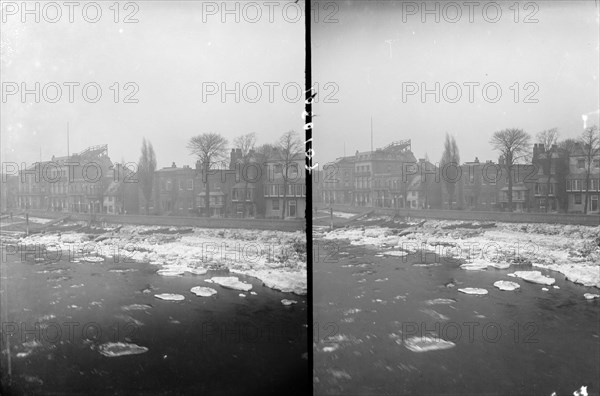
[493,280,520,291]
[156,269,184,276]
[190,286,217,297]
[322,344,339,353]
[121,304,152,311]
[281,299,298,306]
[458,288,488,295]
[81,256,104,263]
[403,336,456,352]
[584,293,599,300]
[383,250,408,256]
[509,271,555,286]
[208,276,253,292]
[154,293,185,301]
[424,298,456,305]
[98,342,149,357]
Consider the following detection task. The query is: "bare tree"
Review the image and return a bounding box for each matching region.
[233,133,257,217]
[558,138,579,155]
[536,128,559,212]
[276,130,303,219]
[440,133,460,209]
[187,133,228,217]
[138,138,157,215]
[490,128,531,212]
[579,125,599,214]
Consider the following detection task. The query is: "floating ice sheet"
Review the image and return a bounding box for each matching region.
[208,276,253,292]
[190,286,217,297]
[121,304,152,311]
[154,293,185,301]
[458,288,488,295]
[509,271,555,286]
[98,342,149,357]
[404,336,456,352]
[424,298,456,305]
[493,281,520,291]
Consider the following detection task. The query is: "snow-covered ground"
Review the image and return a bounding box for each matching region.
[319,219,600,290]
[19,224,307,295]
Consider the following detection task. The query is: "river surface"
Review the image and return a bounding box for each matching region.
[313,239,600,396]
[0,247,308,395]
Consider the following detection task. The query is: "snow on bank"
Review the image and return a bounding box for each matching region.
[19,225,307,295]
[318,219,600,289]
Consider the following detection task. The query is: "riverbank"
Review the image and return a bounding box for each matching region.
[11,219,307,295]
[318,216,600,291]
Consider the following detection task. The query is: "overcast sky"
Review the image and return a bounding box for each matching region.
[313,0,599,165]
[2,1,598,171]
[1,1,304,169]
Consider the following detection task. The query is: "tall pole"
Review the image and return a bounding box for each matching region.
[67,122,70,213]
[370,116,373,153]
[370,116,374,207]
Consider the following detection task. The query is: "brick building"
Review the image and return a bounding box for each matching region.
[16,144,113,213]
[566,144,600,213]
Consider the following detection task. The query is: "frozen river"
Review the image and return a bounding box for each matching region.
[313,238,599,396]
[0,249,308,395]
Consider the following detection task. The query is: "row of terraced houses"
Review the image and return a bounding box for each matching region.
[1,144,306,219]
[314,139,600,214]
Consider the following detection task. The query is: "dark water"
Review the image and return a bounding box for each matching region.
[0,249,308,395]
[314,239,600,396]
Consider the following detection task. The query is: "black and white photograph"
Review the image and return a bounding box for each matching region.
[1,0,600,395]
[0,1,308,394]
[312,1,599,395]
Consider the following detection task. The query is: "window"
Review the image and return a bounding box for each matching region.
[577,159,585,169]
[166,180,172,191]
[594,159,600,168]
[534,183,541,195]
[575,194,582,205]
[549,184,555,195]
[288,200,297,217]
[591,179,599,191]
[187,179,193,190]
[272,199,279,210]
[179,180,184,190]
